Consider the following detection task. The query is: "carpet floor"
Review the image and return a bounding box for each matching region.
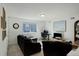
[7,44,44,56]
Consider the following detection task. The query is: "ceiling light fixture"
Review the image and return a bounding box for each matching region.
[40,14,45,17]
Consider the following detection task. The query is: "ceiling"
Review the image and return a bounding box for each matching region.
[2,3,79,20]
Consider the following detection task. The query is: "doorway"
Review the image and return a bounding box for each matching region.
[74,20,79,45]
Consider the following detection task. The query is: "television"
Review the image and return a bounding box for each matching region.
[53,33,62,38]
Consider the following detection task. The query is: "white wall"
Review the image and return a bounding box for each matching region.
[0,37,8,56]
[45,16,79,43]
[7,16,79,45]
[5,3,79,47]
[64,17,79,42]
[7,17,46,45]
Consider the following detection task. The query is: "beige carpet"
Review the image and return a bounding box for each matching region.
[7,44,44,56]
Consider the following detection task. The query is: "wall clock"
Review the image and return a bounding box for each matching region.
[13,23,19,29]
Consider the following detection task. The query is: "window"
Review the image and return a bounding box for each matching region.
[53,20,66,32]
[30,24,36,32]
[23,23,37,32]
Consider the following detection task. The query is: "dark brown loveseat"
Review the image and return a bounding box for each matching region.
[17,35,41,56]
[42,41,72,56]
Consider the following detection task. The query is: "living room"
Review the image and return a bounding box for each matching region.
[0,3,79,56]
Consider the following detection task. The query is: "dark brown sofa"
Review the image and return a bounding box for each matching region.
[17,35,41,56]
[42,41,72,56]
